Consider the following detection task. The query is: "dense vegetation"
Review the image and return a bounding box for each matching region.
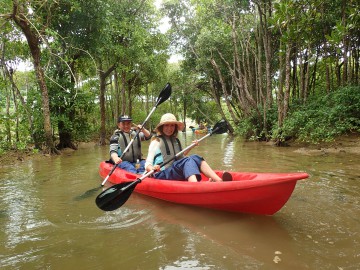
[0,0,359,155]
[235,86,360,143]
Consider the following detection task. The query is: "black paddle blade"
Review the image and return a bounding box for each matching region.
[212,119,228,134]
[156,83,172,107]
[95,181,139,211]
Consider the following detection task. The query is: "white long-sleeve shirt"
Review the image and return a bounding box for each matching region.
[145,139,161,170]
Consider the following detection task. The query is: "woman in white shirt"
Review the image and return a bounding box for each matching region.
[145,113,232,182]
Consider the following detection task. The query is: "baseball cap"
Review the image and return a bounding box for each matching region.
[118,115,132,122]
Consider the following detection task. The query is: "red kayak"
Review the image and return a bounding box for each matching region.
[99,161,309,215]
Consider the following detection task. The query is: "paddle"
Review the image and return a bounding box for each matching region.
[101,83,171,186]
[95,119,228,211]
[74,83,172,201]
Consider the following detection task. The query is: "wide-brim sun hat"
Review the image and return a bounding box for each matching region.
[156,113,184,131]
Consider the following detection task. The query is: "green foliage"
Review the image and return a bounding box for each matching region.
[233,86,360,143]
[233,116,256,139]
[66,84,99,142]
[234,106,278,141]
[279,86,360,143]
[2,0,359,150]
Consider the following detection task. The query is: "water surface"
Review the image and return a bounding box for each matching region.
[1,132,359,269]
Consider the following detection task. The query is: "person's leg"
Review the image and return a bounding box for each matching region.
[153,155,230,182]
[200,160,223,182]
[178,154,225,182]
[153,156,201,181]
[180,156,202,181]
[188,154,232,182]
[154,166,185,181]
[187,175,198,182]
[118,161,137,174]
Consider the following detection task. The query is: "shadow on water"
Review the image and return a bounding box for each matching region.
[73,185,102,201]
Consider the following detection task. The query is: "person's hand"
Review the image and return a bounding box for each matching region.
[132,123,142,131]
[192,139,199,147]
[146,165,160,173]
[114,157,122,164]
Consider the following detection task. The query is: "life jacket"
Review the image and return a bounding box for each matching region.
[115,130,142,163]
[154,135,183,169]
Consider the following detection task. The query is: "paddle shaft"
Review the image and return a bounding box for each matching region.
[101,84,171,186]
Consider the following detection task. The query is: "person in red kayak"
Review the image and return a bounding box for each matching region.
[145,113,232,182]
[109,115,152,174]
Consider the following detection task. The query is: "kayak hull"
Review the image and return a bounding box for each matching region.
[99,162,309,215]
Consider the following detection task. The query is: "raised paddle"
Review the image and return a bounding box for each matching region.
[101,83,171,186]
[74,83,172,201]
[95,119,228,211]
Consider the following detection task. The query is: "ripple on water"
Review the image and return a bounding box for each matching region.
[77,207,151,230]
[0,247,45,268]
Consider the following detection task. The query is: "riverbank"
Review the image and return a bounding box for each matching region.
[288,132,360,156]
[1,133,359,166]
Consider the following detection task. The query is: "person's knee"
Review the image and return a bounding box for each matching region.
[189,154,203,166]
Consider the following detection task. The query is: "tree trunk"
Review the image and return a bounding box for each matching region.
[182,92,187,131]
[5,86,11,144]
[277,40,285,129]
[283,42,291,122]
[255,0,274,140]
[11,1,59,154]
[121,70,126,115]
[114,70,120,122]
[99,62,106,145]
[256,23,268,137]
[210,58,238,125]
[304,46,311,102]
[258,1,273,108]
[209,78,234,134]
[57,62,77,150]
[57,120,78,150]
[7,68,40,146]
[98,62,117,145]
[128,83,133,116]
[354,48,359,85]
[341,0,348,86]
[291,48,298,99]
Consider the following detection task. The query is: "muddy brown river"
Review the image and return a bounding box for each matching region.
[1,132,359,269]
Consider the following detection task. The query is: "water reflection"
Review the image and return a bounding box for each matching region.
[2,168,46,249]
[221,136,235,168]
[131,194,305,269]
